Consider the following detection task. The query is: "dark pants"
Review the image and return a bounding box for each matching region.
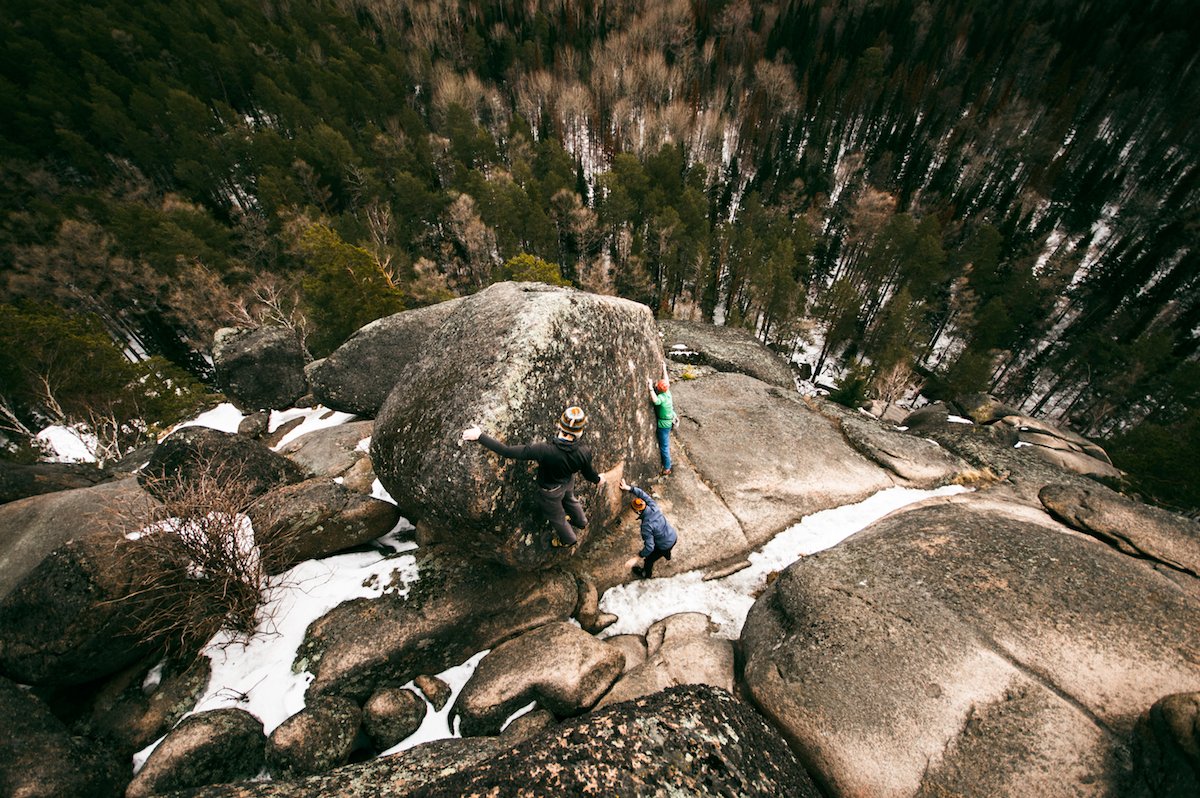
[537,479,587,544]
[642,544,674,577]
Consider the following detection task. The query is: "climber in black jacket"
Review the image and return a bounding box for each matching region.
[462,406,606,547]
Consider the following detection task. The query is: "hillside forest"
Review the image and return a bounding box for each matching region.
[0,0,1198,510]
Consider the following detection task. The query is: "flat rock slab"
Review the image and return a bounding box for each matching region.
[1040,483,1200,576]
[741,492,1200,798]
[574,448,748,592]
[0,460,113,505]
[817,398,977,487]
[672,373,894,545]
[274,420,374,481]
[659,319,796,389]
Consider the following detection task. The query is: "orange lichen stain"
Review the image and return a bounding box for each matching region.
[913,534,951,555]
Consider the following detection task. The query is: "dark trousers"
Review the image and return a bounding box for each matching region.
[642,544,674,577]
[536,479,587,544]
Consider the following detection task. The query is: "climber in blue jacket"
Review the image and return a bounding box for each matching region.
[620,479,677,578]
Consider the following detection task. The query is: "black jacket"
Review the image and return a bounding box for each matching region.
[477,433,601,488]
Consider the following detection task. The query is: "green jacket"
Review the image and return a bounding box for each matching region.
[652,390,675,428]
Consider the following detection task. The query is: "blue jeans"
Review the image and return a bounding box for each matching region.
[656,426,671,471]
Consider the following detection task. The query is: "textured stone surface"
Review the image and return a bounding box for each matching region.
[126,707,266,798]
[658,319,796,389]
[0,476,155,601]
[212,326,309,413]
[296,545,578,702]
[0,532,153,685]
[307,299,464,417]
[741,493,1200,798]
[371,282,662,570]
[451,621,625,736]
[408,685,822,798]
[0,675,126,798]
[669,373,894,545]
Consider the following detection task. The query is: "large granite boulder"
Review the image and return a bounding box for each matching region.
[0,459,113,505]
[740,492,1200,798]
[0,476,156,601]
[296,544,579,702]
[273,420,374,483]
[139,426,306,503]
[362,687,428,751]
[371,282,661,570]
[658,319,796,389]
[0,675,127,798]
[1132,692,1200,797]
[266,696,362,780]
[307,299,464,417]
[451,621,625,736]
[669,373,895,545]
[0,532,155,686]
[408,685,822,797]
[212,326,309,413]
[1000,414,1115,464]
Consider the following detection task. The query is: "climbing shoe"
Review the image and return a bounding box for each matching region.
[632,566,646,578]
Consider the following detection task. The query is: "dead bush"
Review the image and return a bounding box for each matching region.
[108,460,284,662]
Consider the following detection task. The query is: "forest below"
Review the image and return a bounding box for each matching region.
[0,0,1197,510]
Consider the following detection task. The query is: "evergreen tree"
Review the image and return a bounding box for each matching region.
[298,224,404,358]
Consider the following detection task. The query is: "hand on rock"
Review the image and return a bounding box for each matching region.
[619,479,631,491]
[462,424,482,441]
[625,557,641,569]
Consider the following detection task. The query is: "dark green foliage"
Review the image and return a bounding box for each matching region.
[828,374,870,410]
[0,0,1195,458]
[299,225,404,358]
[1105,410,1200,515]
[0,300,213,460]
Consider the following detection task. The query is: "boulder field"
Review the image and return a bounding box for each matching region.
[1,284,1198,797]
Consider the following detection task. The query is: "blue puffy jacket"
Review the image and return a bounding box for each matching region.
[630,486,678,557]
